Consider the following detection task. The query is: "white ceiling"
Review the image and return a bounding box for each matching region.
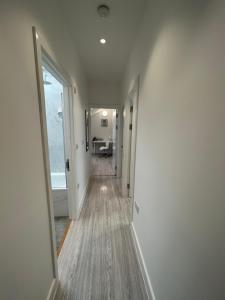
[61,0,147,83]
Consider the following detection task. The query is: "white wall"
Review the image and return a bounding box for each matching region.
[0,0,89,299]
[123,0,225,299]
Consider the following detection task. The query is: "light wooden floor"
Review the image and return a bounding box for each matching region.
[55,176,147,300]
[91,155,115,176]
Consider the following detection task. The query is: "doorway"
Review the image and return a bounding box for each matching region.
[42,65,71,256]
[33,27,77,282]
[90,108,118,176]
[122,77,140,221]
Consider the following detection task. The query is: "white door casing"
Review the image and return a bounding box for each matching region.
[122,76,140,220]
[32,27,77,282]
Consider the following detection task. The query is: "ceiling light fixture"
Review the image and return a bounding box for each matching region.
[100,38,106,44]
[97,4,110,18]
[102,110,108,117]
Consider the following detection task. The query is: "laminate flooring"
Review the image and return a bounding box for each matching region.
[55,176,147,300]
[91,156,115,176]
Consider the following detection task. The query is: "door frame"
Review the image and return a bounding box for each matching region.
[89,104,122,178]
[32,27,76,280]
[122,76,140,221]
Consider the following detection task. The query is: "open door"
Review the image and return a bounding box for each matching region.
[112,109,118,175]
[33,28,76,280]
[122,77,140,221]
[90,108,117,176]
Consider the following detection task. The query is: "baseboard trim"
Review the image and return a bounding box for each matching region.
[77,177,90,219]
[46,278,58,300]
[131,222,156,300]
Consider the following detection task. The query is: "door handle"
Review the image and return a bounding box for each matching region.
[65,159,70,172]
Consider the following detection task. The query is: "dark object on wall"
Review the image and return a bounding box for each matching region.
[101,119,108,127]
[85,109,89,152]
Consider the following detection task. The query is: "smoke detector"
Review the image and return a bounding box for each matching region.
[97,4,110,18]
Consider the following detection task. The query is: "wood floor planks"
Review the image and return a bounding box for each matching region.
[91,156,115,176]
[55,176,147,300]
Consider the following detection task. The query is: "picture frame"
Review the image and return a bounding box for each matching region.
[101,118,108,127]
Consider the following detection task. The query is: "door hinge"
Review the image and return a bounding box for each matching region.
[115,165,117,170]
[116,125,118,130]
[127,183,130,189]
[129,124,132,130]
[130,106,133,113]
[116,112,119,118]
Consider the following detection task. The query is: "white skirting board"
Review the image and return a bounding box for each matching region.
[131,222,156,300]
[46,278,58,300]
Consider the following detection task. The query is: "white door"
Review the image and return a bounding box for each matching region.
[122,77,140,220]
[112,109,118,176]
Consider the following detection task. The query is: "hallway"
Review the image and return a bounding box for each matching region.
[2,0,225,299]
[55,177,147,300]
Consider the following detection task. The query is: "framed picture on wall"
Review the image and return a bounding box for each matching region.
[85,109,89,152]
[101,118,108,127]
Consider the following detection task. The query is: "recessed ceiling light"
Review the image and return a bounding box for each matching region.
[97,4,110,18]
[102,110,108,116]
[100,38,106,44]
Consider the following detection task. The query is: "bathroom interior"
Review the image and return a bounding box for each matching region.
[42,66,70,255]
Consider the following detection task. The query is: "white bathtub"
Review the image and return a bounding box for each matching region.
[51,172,66,188]
[51,172,68,217]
